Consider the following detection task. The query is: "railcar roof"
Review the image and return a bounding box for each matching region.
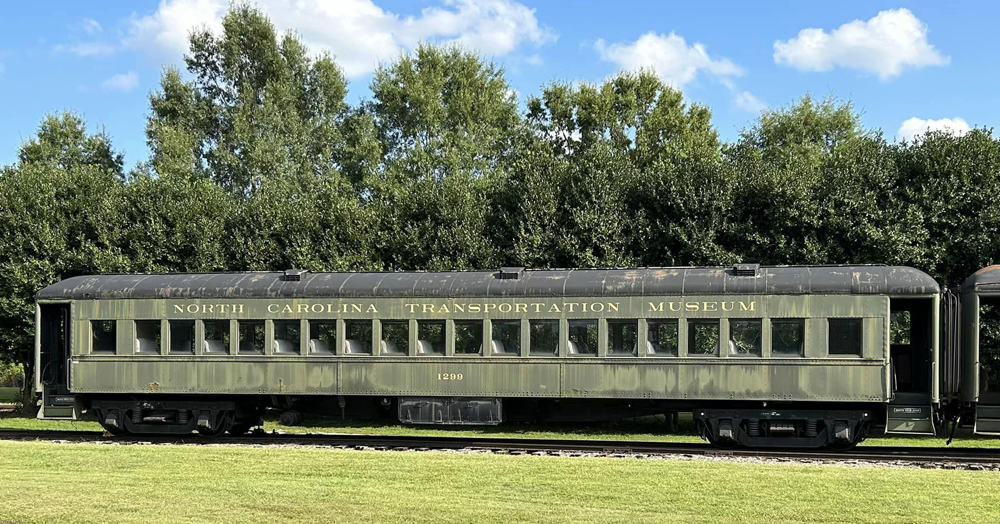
[35,265,939,301]
[962,265,1000,294]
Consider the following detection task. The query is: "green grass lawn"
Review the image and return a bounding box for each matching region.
[0,440,997,524]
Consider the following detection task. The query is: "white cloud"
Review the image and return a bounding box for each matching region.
[525,53,543,66]
[595,31,742,88]
[81,18,103,35]
[125,0,555,77]
[733,90,766,113]
[774,8,948,80]
[897,117,970,142]
[101,71,139,92]
[53,42,117,57]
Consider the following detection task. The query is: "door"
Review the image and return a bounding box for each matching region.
[886,297,936,435]
[38,304,75,418]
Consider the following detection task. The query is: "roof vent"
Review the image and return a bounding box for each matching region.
[282,269,308,282]
[496,267,526,280]
[733,263,760,277]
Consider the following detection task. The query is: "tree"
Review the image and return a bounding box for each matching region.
[365,45,522,270]
[147,4,352,195]
[0,113,126,411]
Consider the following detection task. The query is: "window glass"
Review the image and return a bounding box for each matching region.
[169,320,195,354]
[568,319,598,355]
[688,320,719,356]
[239,320,265,354]
[381,320,409,355]
[608,320,638,356]
[491,320,520,355]
[454,320,483,355]
[91,320,116,354]
[529,320,559,356]
[771,319,804,356]
[647,319,678,355]
[416,320,445,355]
[203,320,230,354]
[274,320,300,354]
[829,318,863,356]
[135,320,161,354]
[308,321,336,354]
[729,319,762,356]
[344,320,373,354]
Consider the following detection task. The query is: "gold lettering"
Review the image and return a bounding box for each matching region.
[468,304,481,313]
[439,304,450,314]
[567,303,578,312]
[685,302,699,312]
[406,304,418,314]
[703,302,718,312]
[739,301,756,312]
[721,302,734,312]
[234,304,244,314]
[648,302,664,312]
[267,304,279,313]
[515,303,528,313]
[173,305,184,313]
[548,304,562,313]
[297,304,309,313]
[422,304,435,313]
[592,302,605,312]
[532,303,543,313]
[498,303,512,313]
[668,302,681,312]
[485,303,497,313]
[608,302,619,312]
[281,305,292,313]
[367,304,378,313]
[350,304,362,313]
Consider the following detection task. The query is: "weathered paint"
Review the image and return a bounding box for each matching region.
[57,293,895,402]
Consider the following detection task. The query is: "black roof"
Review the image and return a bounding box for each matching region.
[962,265,1000,294]
[35,265,939,301]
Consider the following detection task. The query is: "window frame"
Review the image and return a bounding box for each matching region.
[168,319,196,355]
[273,319,301,356]
[380,319,410,356]
[415,319,446,356]
[770,318,805,357]
[567,319,598,356]
[528,319,559,357]
[134,319,162,355]
[687,319,720,357]
[646,318,679,357]
[728,318,763,357]
[607,319,638,357]
[828,318,864,358]
[91,319,117,355]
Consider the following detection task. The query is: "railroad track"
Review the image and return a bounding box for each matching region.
[1,429,998,466]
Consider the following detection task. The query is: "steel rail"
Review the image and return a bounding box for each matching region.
[1,429,999,465]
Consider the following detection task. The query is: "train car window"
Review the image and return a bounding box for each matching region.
[647,319,678,355]
[416,320,446,355]
[568,320,598,355]
[688,320,720,356]
[828,319,863,356]
[529,320,559,356]
[729,319,762,356]
[169,320,195,354]
[239,320,265,354]
[454,320,483,355]
[491,320,520,356]
[344,320,373,354]
[608,320,638,356]
[203,320,230,354]
[273,320,300,355]
[381,320,409,355]
[134,320,161,354]
[91,320,116,354]
[308,321,336,354]
[771,319,804,356]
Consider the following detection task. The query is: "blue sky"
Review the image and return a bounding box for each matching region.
[1,1,996,168]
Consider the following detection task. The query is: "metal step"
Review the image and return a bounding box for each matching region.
[975,404,1000,435]
[885,405,935,435]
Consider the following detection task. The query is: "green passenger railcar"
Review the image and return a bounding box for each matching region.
[35,264,940,447]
